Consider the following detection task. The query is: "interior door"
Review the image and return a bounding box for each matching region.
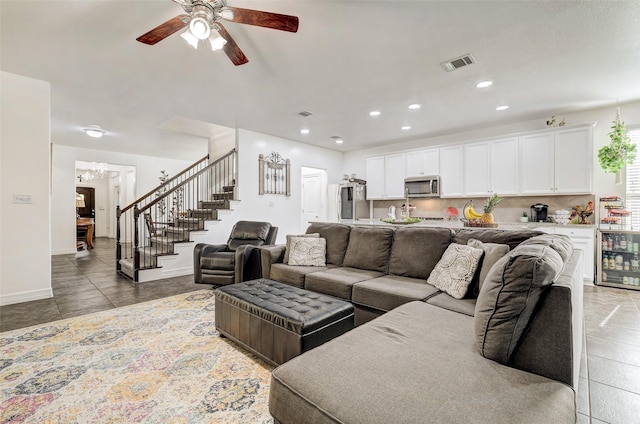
[302,172,323,228]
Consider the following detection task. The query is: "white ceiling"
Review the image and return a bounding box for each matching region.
[2,0,640,160]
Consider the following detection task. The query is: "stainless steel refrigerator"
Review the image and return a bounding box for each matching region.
[329,182,369,221]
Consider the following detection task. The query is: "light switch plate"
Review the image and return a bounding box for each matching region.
[13,194,33,204]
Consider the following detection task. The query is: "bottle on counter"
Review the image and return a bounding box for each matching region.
[621,236,627,251]
[614,235,621,250]
[608,236,614,250]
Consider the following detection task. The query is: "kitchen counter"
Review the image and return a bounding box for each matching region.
[332,219,596,231]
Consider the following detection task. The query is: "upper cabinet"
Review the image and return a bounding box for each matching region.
[406,149,439,177]
[366,153,407,200]
[490,137,520,196]
[463,142,490,196]
[365,124,593,200]
[440,145,464,197]
[520,126,592,195]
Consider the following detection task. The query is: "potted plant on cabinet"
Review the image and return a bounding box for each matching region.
[598,108,636,184]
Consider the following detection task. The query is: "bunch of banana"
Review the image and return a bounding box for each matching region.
[463,201,483,220]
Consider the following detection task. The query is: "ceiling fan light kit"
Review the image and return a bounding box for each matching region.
[136,0,299,66]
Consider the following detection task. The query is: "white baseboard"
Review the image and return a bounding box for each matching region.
[0,288,53,306]
[52,248,77,255]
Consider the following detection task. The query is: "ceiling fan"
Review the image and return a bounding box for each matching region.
[136,0,299,66]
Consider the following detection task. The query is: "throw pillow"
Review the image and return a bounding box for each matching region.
[474,244,564,364]
[467,239,510,296]
[284,233,319,264]
[288,237,327,266]
[426,243,483,299]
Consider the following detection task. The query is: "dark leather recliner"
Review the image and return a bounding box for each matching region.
[193,221,278,286]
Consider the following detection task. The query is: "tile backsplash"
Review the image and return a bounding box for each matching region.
[373,194,596,224]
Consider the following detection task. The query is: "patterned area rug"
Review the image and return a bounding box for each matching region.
[0,290,274,423]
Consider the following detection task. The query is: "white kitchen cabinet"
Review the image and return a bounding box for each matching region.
[366,153,407,199]
[520,126,592,195]
[537,226,595,283]
[464,142,490,196]
[366,156,385,199]
[462,137,519,197]
[554,126,593,194]
[520,132,556,195]
[490,137,519,195]
[440,145,464,197]
[406,149,439,177]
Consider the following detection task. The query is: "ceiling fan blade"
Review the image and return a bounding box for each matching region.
[217,23,248,66]
[136,15,189,45]
[224,7,299,33]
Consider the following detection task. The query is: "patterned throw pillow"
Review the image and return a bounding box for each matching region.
[284,233,319,264]
[288,237,327,266]
[427,243,483,299]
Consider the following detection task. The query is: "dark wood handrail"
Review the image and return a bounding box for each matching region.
[136,149,236,214]
[120,154,210,213]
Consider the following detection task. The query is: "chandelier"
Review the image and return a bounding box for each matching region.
[77,162,108,183]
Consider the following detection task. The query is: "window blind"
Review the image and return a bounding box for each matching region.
[625,128,640,229]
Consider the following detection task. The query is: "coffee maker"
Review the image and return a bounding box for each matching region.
[530,204,549,222]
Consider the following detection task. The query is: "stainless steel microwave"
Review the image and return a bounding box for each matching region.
[404,176,441,198]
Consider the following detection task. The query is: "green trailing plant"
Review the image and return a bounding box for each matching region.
[598,109,636,174]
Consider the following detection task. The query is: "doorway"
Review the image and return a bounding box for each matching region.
[76,186,96,235]
[301,167,327,229]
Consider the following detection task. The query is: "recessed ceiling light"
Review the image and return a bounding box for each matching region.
[408,104,421,110]
[476,80,493,88]
[300,129,310,134]
[335,139,344,144]
[369,110,381,116]
[401,126,411,131]
[496,105,509,111]
[83,125,106,138]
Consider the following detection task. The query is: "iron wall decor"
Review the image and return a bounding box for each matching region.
[259,152,290,196]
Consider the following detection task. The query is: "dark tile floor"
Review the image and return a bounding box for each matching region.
[2,238,640,422]
[0,237,210,332]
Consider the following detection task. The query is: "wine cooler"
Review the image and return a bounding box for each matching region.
[598,229,640,291]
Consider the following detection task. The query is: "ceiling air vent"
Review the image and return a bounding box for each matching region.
[441,53,476,72]
[298,111,313,117]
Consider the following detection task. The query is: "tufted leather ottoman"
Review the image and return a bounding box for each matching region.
[215,279,354,365]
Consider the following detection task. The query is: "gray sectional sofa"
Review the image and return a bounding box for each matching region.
[259,222,583,424]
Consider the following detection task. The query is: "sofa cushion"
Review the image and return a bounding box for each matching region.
[288,237,327,266]
[306,223,352,266]
[270,301,576,424]
[342,226,395,272]
[305,267,384,300]
[474,243,564,364]
[284,233,319,263]
[270,263,336,289]
[453,228,543,250]
[388,227,452,279]
[426,243,483,299]
[425,292,477,316]
[467,238,510,295]
[352,275,440,312]
[518,234,573,262]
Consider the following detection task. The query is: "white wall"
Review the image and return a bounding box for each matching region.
[343,100,640,199]
[0,72,52,305]
[199,129,344,246]
[52,145,202,254]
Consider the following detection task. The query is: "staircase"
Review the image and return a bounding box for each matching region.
[117,149,237,282]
